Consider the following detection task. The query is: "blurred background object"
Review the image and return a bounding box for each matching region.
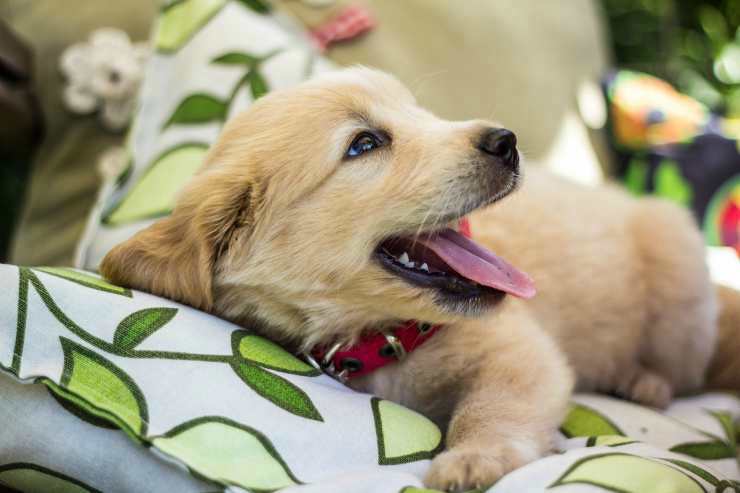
[601,0,740,254]
[602,0,740,116]
[0,20,42,262]
[0,0,156,265]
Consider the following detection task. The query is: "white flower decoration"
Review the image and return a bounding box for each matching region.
[60,28,149,131]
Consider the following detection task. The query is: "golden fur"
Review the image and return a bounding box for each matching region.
[101,68,738,492]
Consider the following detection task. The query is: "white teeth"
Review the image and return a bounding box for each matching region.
[397,252,425,270]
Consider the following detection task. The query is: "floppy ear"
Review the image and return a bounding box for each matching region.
[99,168,254,311]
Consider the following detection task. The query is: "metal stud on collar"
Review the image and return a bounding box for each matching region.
[383,334,406,361]
[302,351,322,371]
[326,363,349,383]
[302,342,350,383]
[321,342,343,365]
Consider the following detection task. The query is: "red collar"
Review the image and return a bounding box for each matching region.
[306,218,471,382]
[308,320,444,381]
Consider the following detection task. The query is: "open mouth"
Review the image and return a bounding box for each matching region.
[375,226,535,305]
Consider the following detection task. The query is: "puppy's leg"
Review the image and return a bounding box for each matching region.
[423,304,573,492]
[630,198,718,397]
[707,285,740,390]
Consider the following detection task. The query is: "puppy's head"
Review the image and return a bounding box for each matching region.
[101,67,534,347]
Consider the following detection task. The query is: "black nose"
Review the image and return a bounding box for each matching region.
[478,128,518,167]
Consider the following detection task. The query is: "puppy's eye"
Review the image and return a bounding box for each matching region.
[346,132,384,158]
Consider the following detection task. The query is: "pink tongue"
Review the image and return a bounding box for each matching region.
[416,228,536,299]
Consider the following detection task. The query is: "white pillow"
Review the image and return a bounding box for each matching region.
[75,0,335,270]
[2,263,739,492]
[0,263,441,492]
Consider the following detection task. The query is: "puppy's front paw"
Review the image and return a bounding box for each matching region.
[425,449,504,492]
[424,442,537,492]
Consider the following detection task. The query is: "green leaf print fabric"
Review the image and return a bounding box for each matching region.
[78,0,335,268]
[0,264,441,492]
[0,262,738,492]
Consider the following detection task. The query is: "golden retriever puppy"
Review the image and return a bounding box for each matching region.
[101,67,736,491]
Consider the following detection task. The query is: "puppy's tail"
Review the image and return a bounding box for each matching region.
[706,284,740,390]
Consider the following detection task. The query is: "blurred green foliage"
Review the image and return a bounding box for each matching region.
[603,0,740,116]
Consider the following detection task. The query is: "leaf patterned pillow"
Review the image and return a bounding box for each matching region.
[0,263,443,492]
[75,0,335,270]
[1,262,739,492]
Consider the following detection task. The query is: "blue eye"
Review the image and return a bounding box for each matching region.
[346,132,382,158]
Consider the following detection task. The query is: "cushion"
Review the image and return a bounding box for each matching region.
[1,262,738,492]
[75,0,336,270]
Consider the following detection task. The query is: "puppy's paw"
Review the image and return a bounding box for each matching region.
[424,442,537,492]
[626,370,673,409]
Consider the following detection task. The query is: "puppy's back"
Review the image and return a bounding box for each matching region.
[469,168,716,395]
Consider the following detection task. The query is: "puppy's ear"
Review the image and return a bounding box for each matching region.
[100,168,254,311]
